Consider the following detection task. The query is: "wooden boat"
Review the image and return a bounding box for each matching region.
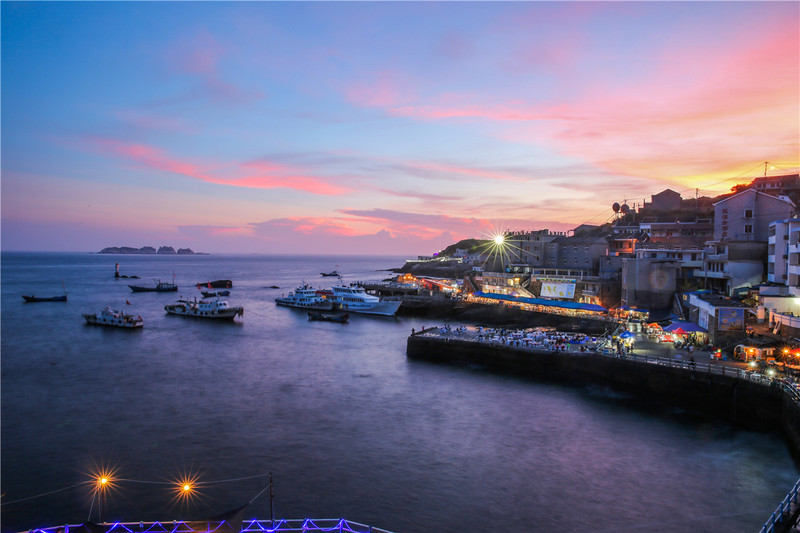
[196,280,232,289]
[22,294,67,302]
[320,270,340,277]
[201,290,230,297]
[308,311,349,323]
[129,280,178,293]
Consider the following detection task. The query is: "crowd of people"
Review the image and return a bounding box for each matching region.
[418,324,600,353]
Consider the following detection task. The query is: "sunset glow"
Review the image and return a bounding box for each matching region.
[2,2,798,254]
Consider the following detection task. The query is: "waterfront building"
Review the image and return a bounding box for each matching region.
[503,229,562,268]
[620,256,680,311]
[683,292,749,344]
[544,236,609,274]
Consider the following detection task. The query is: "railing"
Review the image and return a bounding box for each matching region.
[759,478,800,533]
[26,519,395,533]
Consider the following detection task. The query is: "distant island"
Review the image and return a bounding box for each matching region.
[98,246,207,255]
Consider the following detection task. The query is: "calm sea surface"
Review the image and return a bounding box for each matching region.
[2,252,798,533]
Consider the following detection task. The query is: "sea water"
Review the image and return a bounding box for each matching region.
[1,252,798,533]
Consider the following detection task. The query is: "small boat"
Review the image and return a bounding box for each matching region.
[22,294,67,303]
[83,307,143,328]
[196,280,232,289]
[308,311,349,323]
[275,284,334,310]
[129,280,178,293]
[165,298,244,320]
[321,270,340,277]
[201,290,231,297]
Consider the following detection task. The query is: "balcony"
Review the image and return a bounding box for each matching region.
[692,269,729,279]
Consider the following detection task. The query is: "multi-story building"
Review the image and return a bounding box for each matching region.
[620,257,680,310]
[767,218,800,293]
[692,241,768,295]
[544,236,609,274]
[503,230,562,267]
[713,189,794,242]
[638,217,714,242]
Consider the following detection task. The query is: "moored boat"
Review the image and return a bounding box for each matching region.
[83,307,143,328]
[165,298,243,320]
[129,280,178,293]
[330,284,402,316]
[196,279,232,289]
[201,289,230,297]
[321,270,340,277]
[22,294,67,302]
[275,284,334,310]
[308,311,349,323]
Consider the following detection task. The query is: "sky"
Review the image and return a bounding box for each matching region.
[2,1,798,255]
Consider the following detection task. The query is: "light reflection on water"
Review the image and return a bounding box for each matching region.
[1,252,797,533]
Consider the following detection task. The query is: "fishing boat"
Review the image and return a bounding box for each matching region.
[129,280,178,293]
[308,311,349,323]
[275,284,334,310]
[321,270,340,277]
[164,298,244,320]
[22,294,67,302]
[83,307,143,328]
[330,284,402,316]
[196,279,233,289]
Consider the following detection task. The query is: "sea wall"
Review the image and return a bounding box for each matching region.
[407,335,799,454]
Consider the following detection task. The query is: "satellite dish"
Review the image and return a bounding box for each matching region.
[620,204,630,214]
[612,202,620,213]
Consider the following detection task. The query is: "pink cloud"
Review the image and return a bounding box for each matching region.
[81,137,349,195]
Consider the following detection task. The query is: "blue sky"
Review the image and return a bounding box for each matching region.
[2,1,798,254]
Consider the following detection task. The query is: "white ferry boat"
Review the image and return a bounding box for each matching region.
[275,284,334,311]
[330,284,402,316]
[165,298,244,320]
[83,307,143,328]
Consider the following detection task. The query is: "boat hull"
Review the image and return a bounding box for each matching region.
[308,311,349,323]
[334,299,402,316]
[275,299,334,311]
[129,285,177,293]
[82,313,143,328]
[22,295,67,302]
[164,302,244,320]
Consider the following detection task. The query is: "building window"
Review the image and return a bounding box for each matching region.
[585,246,589,252]
[584,258,589,264]
[574,258,578,264]
[745,209,753,218]
[744,224,753,234]
[573,246,577,252]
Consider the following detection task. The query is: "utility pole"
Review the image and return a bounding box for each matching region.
[269,473,274,525]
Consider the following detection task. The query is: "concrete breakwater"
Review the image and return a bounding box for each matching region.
[407,333,800,457]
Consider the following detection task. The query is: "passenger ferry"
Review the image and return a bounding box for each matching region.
[275,284,334,311]
[165,298,244,320]
[330,285,402,316]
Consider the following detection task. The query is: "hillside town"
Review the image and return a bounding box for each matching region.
[396,172,800,363]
